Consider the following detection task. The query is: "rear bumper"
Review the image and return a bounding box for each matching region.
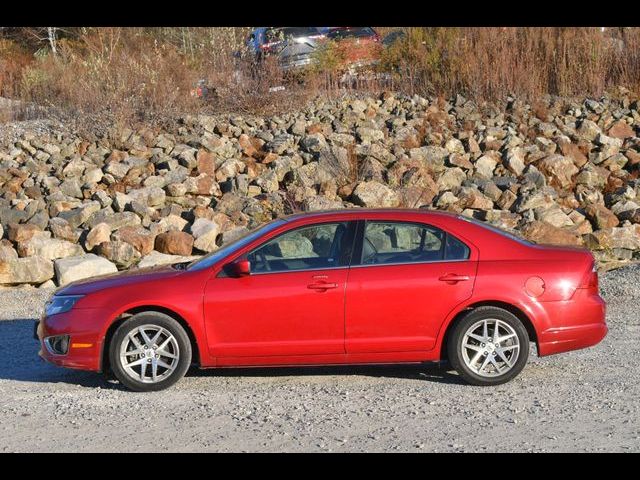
[538,322,608,356]
[537,288,607,356]
[36,309,105,372]
[280,57,316,71]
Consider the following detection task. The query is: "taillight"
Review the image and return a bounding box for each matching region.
[589,264,599,290]
[260,42,279,53]
[580,261,599,291]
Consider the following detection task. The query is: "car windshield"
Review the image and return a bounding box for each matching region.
[457,215,533,245]
[187,218,287,271]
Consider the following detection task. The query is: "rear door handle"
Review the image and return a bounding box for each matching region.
[307,282,338,290]
[438,274,470,283]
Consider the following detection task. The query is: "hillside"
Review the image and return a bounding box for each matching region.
[1,91,639,287]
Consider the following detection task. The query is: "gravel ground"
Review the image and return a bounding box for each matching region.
[0,267,639,453]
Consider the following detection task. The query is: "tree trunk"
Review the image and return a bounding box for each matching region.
[47,27,58,55]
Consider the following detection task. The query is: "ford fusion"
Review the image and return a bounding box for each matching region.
[36,209,607,391]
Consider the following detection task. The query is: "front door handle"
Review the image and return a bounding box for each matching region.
[438,273,470,283]
[307,282,338,290]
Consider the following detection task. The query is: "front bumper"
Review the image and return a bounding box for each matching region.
[537,288,607,356]
[36,309,105,372]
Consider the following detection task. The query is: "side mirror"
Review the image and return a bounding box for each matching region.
[227,259,251,277]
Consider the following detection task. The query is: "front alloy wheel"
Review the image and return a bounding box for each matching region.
[109,312,192,392]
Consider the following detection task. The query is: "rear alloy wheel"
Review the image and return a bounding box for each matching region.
[109,312,192,392]
[448,307,529,386]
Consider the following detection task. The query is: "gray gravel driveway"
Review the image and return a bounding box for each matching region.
[0,266,638,452]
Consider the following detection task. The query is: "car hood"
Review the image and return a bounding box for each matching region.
[56,264,185,296]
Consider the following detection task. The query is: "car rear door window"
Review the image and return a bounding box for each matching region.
[445,233,470,260]
[247,222,353,274]
[360,221,469,265]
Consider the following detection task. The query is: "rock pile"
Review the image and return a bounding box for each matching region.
[1,91,639,286]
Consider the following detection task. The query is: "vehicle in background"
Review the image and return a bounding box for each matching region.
[321,27,380,43]
[239,27,382,73]
[189,79,210,99]
[323,27,381,69]
[244,27,326,72]
[382,29,406,47]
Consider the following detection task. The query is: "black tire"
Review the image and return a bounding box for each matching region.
[447,306,530,386]
[108,312,192,392]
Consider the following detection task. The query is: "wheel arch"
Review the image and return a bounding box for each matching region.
[438,300,539,361]
[101,305,201,374]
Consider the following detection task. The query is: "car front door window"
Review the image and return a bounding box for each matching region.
[247,222,351,274]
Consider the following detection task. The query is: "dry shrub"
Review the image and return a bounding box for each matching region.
[0,39,33,98]
[17,28,201,126]
[2,27,640,131]
[380,27,640,101]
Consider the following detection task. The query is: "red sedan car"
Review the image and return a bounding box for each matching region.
[36,209,607,391]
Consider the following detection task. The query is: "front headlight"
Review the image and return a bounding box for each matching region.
[45,295,84,316]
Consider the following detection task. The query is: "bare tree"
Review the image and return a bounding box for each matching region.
[47,27,58,55]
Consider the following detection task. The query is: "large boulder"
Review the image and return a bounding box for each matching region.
[126,186,166,208]
[474,155,498,179]
[302,196,344,211]
[457,187,494,211]
[54,254,118,286]
[49,217,80,243]
[85,222,112,251]
[0,256,54,285]
[17,236,84,260]
[521,221,582,246]
[137,251,200,269]
[155,231,194,256]
[537,155,579,190]
[111,226,156,256]
[190,218,220,253]
[351,181,400,208]
[584,204,620,230]
[95,240,141,268]
[57,201,101,228]
[0,243,18,262]
[584,225,640,251]
[607,120,635,140]
[7,223,48,243]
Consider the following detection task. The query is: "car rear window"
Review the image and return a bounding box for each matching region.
[457,215,533,245]
[265,27,320,42]
[327,27,376,40]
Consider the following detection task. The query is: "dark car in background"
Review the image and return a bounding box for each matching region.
[322,27,380,43]
[245,27,326,71]
[382,29,406,47]
[323,27,381,70]
[242,27,382,73]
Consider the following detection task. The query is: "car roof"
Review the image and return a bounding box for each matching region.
[281,208,460,222]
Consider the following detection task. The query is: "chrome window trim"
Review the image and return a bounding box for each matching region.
[350,258,471,269]
[248,265,350,276]
[247,257,471,275]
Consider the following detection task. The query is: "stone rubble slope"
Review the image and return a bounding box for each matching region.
[1,91,639,287]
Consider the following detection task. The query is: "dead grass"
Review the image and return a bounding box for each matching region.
[1,27,639,132]
[380,27,640,101]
